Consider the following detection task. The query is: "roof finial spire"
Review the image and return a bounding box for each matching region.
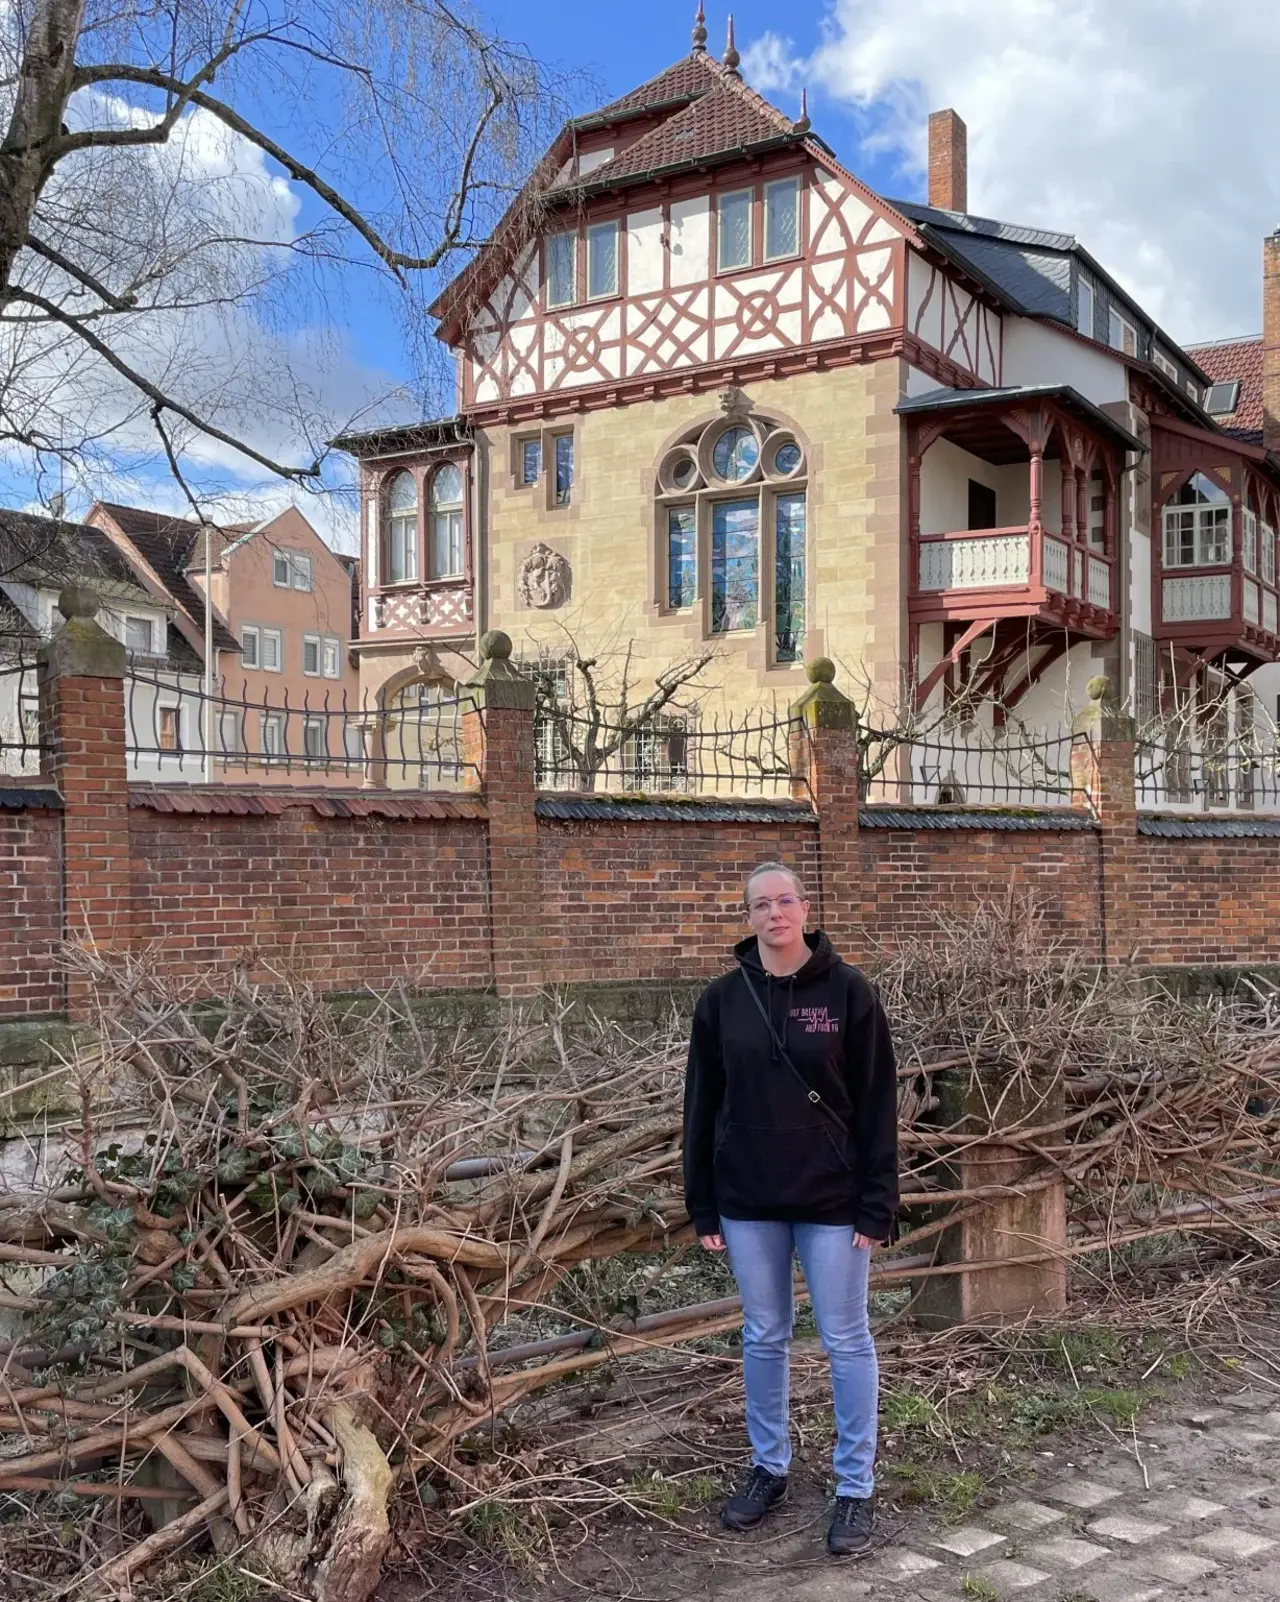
[793,87,811,134]
[723,14,741,79]
[692,2,707,55]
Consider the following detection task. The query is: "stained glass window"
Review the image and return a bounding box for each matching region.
[775,493,806,663]
[718,190,751,270]
[667,507,696,609]
[712,425,759,482]
[711,500,759,633]
[774,441,802,475]
[764,178,800,261]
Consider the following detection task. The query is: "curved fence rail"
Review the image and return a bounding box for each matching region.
[862,728,1079,809]
[1136,735,1280,814]
[0,652,45,778]
[123,668,478,789]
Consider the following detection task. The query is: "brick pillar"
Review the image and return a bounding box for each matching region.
[790,659,864,958]
[1071,673,1139,967]
[462,629,542,997]
[37,587,130,1017]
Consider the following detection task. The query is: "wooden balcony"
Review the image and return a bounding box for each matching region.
[913,524,1116,631]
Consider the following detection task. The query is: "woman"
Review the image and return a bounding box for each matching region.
[682,862,898,1557]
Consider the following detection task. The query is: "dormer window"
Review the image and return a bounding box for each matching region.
[385,470,418,584]
[1108,307,1138,357]
[1205,380,1241,416]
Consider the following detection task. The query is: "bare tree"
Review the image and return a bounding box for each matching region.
[0,0,567,525]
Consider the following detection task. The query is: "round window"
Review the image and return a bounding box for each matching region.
[712,425,760,482]
[774,441,802,476]
[671,455,699,489]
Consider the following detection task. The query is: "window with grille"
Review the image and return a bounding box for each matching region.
[1133,632,1158,727]
[717,189,752,270]
[622,715,689,791]
[1162,474,1230,567]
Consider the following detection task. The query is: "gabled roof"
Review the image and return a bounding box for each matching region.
[573,56,717,129]
[0,509,153,603]
[1186,335,1264,446]
[92,502,238,652]
[896,383,1146,458]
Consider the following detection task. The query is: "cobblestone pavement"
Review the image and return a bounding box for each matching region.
[728,1391,1280,1602]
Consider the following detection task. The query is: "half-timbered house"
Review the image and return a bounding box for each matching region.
[337,9,1280,775]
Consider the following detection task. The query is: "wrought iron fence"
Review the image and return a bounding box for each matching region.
[533,707,798,797]
[861,726,1079,809]
[0,652,45,778]
[1135,734,1280,814]
[124,667,478,789]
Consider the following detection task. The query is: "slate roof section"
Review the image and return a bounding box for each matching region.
[892,198,1074,319]
[95,502,239,653]
[536,795,816,824]
[859,806,1096,831]
[1138,813,1280,838]
[1186,335,1264,446]
[130,788,487,821]
[0,785,61,811]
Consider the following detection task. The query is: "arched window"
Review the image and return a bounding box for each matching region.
[654,415,808,664]
[430,463,464,579]
[1163,472,1230,570]
[385,471,418,584]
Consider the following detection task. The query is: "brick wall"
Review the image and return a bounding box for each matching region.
[1125,832,1280,966]
[0,798,62,1016]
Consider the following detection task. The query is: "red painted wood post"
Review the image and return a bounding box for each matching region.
[1071,673,1140,967]
[790,658,864,960]
[461,629,542,998]
[37,587,131,1019]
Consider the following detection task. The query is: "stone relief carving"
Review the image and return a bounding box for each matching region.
[518,542,571,609]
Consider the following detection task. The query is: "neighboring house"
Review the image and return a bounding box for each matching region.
[86,502,361,783]
[328,20,1278,802]
[0,508,202,781]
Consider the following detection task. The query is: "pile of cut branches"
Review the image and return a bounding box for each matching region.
[2,906,1280,1598]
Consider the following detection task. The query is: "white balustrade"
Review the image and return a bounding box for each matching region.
[1042,536,1069,594]
[1087,556,1111,608]
[1244,579,1261,625]
[1161,573,1232,622]
[1265,590,1279,635]
[918,533,1030,591]
[1072,548,1085,599]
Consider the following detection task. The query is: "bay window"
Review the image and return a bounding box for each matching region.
[429,463,465,577]
[1162,474,1230,568]
[385,470,418,583]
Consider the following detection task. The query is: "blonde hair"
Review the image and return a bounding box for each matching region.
[744,861,808,905]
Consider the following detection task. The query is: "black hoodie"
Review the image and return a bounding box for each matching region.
[682,931,899,1240]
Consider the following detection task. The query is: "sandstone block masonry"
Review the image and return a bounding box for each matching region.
[2,617,1280,1022]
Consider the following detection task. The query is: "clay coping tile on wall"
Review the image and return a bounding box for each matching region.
[535,796,816,824]
[0,785,63,811]
[859,806,1097,831]
[1138,814,1280,838]
[129,788,486,822]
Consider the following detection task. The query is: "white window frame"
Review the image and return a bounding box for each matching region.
[157,703,184,754]
[321,636,341,679]
[302,717,326,760]
[240,624,259,669]
[124,615,153,654]
[385,471,418,584]
[585,219,619,300]
[763,177,801,262]
[1244,508,1258,574]
[1264,523,1277,587]
[1162,503,1230,569]
[429,463,466,578]
[1153,351,1178,381]
[260,626,283,673]
[1077,277,1094,339]
[290,551,312,591]
[546,230,577,308]
[303,633,321,676]
[261,712,284,759]
[717,188,753,271]
[274,549,312,591]
[1109,307,1138,356]
[217,710,243,754]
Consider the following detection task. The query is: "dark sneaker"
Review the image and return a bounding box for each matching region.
[720,1466,788,1531]
[827,1494,875,1556]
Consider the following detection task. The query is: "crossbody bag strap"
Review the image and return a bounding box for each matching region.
[739,968,850,1143]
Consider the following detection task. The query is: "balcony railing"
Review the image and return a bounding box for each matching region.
[1159,567,1280,636]
[915,525,1112,612]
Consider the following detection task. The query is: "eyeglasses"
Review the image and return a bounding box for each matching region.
[747,894,806,916]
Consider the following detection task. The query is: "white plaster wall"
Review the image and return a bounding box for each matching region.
[1129,528,1152,635]
[1015,641,1098,731]
[668,196,709,286]
[627,207,664,295]
[1001,317,1128,406]
[919,439,1031,535]
[905,365,941,398]
[1251,662,1280,729]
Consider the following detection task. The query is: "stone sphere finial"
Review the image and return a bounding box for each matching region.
[807,657,837,685]
[58,585,99,621]
[1085,674,1113,703]
[480,628,513,661]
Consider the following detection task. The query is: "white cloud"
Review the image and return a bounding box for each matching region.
[745,0,1280,343]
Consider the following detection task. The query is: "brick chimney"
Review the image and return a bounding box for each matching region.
[928,109,968,214]
[1265,230,1280,451]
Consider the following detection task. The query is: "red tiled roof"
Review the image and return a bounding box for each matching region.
[578,56,719,126]
[569,81,799,190]
[1187,336,1264,445]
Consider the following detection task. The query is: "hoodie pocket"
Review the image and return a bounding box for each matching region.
[715,1121,854,1217]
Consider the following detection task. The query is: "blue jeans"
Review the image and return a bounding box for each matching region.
[720,1218,878,1499]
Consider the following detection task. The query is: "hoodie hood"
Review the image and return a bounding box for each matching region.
[734,928,841,984]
